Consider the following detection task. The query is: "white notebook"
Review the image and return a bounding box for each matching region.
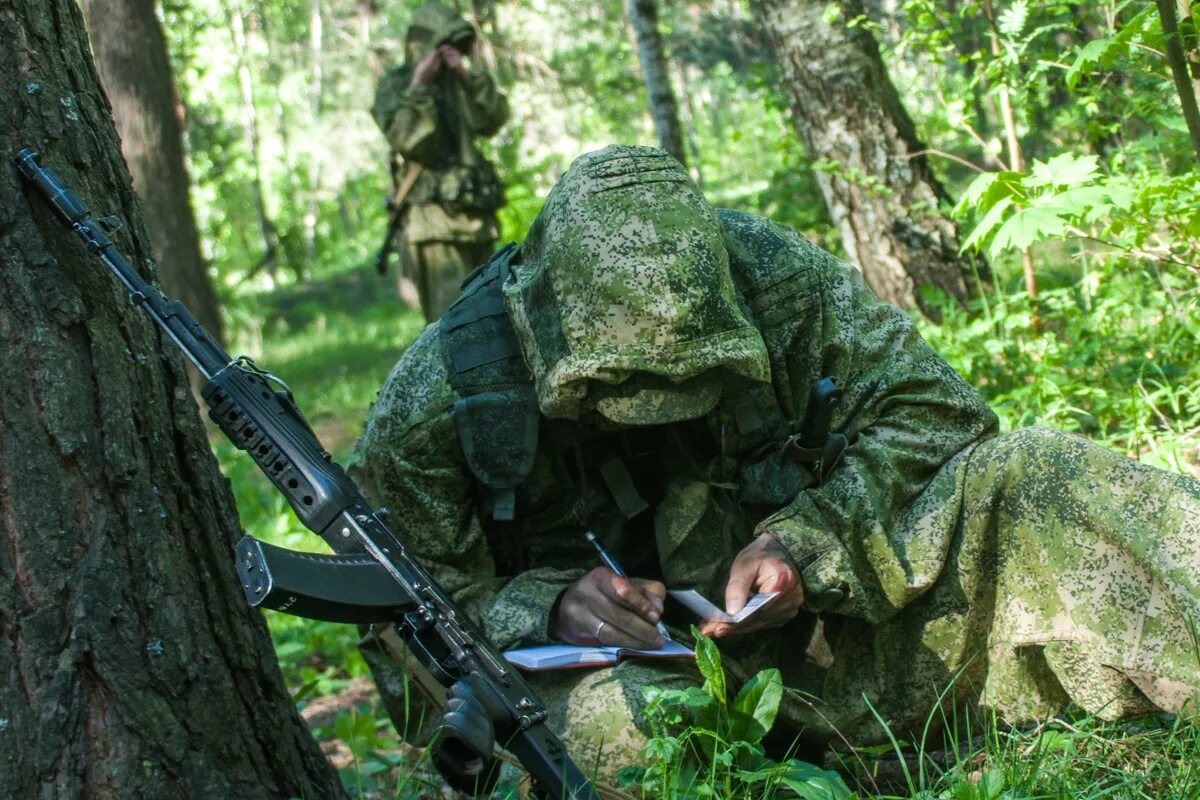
[669,589,780,624]
[504,639,695,672]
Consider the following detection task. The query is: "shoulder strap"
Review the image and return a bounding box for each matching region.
[441,244,540,520]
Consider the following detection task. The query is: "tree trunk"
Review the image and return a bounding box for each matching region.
[254,0,306,280]
[225,0,284,280]
[359,1,383,78]
[0,3,346,798]
[80,0,225,344]
[752,0,984,315]
[306,0,324,262]
[1157,0,1200,166]
[625,0,688,166]
[675,59,705,187]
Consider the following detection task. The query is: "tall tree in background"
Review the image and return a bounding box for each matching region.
[1157,0,1200,165]
[626,0,688,166]
[81,0,224,343]
[752,0,982,315]
[0,2,345,797]
[226,0,289,280]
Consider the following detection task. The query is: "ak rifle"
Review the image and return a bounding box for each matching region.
[14,148,594,800]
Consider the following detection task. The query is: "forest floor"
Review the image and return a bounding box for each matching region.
[212,262,1200,800]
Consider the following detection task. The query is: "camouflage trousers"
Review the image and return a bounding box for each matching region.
[363,427,1200,789]
[963,427,1200,720]
[399,237,495,324]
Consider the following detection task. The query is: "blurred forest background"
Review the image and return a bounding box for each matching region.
[80,0,1200,796]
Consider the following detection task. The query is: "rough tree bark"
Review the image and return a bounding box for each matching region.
[80,0,225,344]
[0,2,346,798]
[625,0,688,166]
[752,0,984,316]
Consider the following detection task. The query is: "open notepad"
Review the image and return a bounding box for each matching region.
[669,589,780,625]
[504,639,695,672]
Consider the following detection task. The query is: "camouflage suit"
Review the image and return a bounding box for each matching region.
[348,146,1200,790]
[372,1,509,323]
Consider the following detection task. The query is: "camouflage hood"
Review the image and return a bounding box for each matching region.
[502,145,771,424]
[405,1,475,63]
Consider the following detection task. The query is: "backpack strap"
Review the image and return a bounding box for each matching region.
[441,244,540,521]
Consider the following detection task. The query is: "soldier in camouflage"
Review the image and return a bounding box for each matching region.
[348,145,1200,793]
[372,1,508,322]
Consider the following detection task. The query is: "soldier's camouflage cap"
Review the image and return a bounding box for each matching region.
[503,145,771,425]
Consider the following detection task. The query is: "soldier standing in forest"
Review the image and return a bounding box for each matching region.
[350,145,1200,794]
[372,1,508,323]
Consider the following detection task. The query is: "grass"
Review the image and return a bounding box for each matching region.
[829,711,1200,799]
[211,253,1200,799]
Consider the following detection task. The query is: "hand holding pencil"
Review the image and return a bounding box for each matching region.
[547,532,669,649]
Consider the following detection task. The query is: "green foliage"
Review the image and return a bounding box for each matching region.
[618,629,854,799]
[922,256,1200,473]
[897,0,1200,280]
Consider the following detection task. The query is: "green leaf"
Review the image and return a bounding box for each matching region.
[1104,182,1138,212]
[1065,38,1114,90]
[961,195,1015,253]
[989,206,1067,255]
[1045,185,1110,212]
[1037,185,1113,224]
[955,171,1022,218]
[1027,153,1099,189]
[954,172,999,216]
[730,668,783,744]
[644,736,683,764]
[998,0,1028,37]
[977,768,1007,799]
[692,628,726,706]
[780,760,853,800]
[1114,5,1157,46]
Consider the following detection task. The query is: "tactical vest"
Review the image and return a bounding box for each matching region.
[440,214,848,543]
[439,243,538,523]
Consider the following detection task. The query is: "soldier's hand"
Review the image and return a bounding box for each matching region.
[551,567,667,649]
[701,534,804,639]
[411,49,443,85]
[437,44,469,82]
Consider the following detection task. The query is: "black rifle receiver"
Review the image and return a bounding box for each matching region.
[14,148,596,800]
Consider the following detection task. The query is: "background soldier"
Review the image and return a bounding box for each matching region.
[350,145,1200,794]
[372,1,508,323]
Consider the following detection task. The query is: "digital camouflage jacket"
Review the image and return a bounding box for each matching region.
[349,146,1200,745]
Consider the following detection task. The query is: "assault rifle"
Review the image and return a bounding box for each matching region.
[14,149,595,800]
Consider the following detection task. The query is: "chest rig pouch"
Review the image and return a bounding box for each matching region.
[440,244,539,523]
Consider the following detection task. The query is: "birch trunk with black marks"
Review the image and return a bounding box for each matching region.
[0,2,345,797]
[752,0,984,315]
